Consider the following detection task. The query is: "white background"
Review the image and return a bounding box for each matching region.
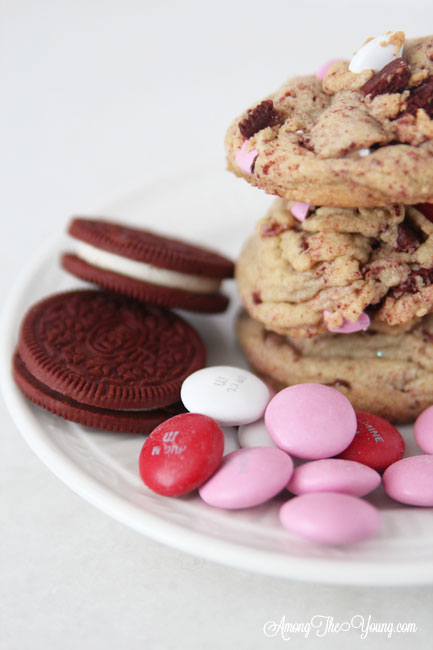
[2,1,433,648]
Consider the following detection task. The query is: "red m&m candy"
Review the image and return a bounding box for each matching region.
[139,413,224,496]
[336,410,405,472]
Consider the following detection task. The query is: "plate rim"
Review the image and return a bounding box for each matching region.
[2,177,433,586]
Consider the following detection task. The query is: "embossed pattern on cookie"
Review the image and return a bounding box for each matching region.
[18,290,206,410]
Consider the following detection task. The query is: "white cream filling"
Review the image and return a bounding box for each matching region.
[74,240,221,294]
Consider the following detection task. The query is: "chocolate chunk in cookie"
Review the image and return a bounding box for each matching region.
[401,77,433,118]
[238,100,279,139]
[396,223,421,252]
[362,58,411,99]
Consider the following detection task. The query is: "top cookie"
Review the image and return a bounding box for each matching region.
[62,217,234,313]
[225,33,433,207]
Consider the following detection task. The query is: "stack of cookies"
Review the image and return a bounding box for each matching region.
[225,31,433,423]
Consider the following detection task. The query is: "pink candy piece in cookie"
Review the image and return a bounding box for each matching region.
[323,311,370,334]
[290,202,310,222]
[235,141,258,175]
[316,59,342,80]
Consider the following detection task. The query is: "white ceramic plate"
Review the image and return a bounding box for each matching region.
[2,165,433,586]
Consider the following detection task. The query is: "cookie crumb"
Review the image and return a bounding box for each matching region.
[388,31,406,56]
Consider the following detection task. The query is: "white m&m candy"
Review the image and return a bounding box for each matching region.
[349,31,405,74]
[238,418,276,448]
[181,366,271,427]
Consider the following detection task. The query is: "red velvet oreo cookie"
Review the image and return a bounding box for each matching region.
[61,218,234,313]
[13,352,185,433]
[16,290,206,424]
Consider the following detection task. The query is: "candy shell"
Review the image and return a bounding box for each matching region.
[324,310,370,333]
[316,59,342,80]
[337,410,405,471]
[349,32,404,74]
[138,413,224,496]
[287,459,381,497]
[279,493,381,545]
[265,383,357,459]
[414,406,433,454]
[199,447,293,509]
[238,418,276,448]
[221,426,240,455]
[290,202,310,222]
[181,365,270,427]
[383,455,433,506]
[235,141,258,175]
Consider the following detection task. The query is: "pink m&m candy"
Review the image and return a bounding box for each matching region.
[279,493,381,545]
[290,202,310,222]
[139,413,224,496]
[383,455,433,506]
[198,447,293,509]
[265,384,357,459]
[414,406,433,454]
[235,141,258,175]
[323,310,370,333]
[287,459,381,497]
[337,411,405,471]
[316,58,342,80]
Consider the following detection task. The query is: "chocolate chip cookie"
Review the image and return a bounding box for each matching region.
[226,34,433,207]
[236,200,433,337]
[237,309,433,423]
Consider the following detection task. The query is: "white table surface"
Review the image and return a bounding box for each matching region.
[2,1,433,648]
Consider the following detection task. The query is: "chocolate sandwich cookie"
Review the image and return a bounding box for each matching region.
[225,33,433,207]
[62,218,234,313]
[15,290,205,431]
[13,352,185,433]
[236,199,433,337]
[237,310,433,424]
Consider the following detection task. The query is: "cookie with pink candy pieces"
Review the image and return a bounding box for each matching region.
[236,198,433,337]
[237,308,433,424]
[226,32,433,207]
